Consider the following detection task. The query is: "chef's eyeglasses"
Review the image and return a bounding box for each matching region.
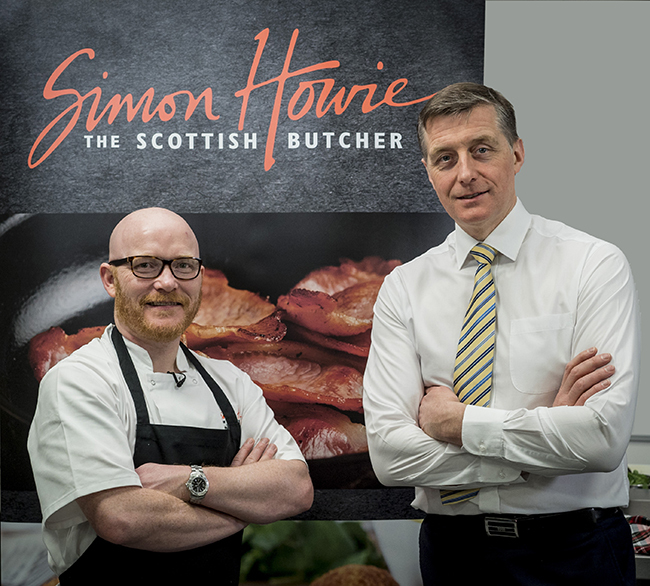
[108,256,202,280]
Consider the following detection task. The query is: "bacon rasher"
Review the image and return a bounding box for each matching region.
[202,341,363,413]
[28,326,107,382]
[202,339,366,372]
[184,268,286,349]
[286,323,371,359]
[288,257,401,295]
[277,257,400,337]
[267,400,368,460]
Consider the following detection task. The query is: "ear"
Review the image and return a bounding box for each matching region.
[100,263,117,299]
[513,138,525,175]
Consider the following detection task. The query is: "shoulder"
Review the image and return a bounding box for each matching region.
[528,214,626,259]
[529,213,606,245]
[380,236,453,299]
[44,331,116,377]
[37,331,123,407]
[524,215,634,293]
[389,236,452,280]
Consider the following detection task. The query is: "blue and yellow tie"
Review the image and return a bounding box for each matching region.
[441,243,497,505]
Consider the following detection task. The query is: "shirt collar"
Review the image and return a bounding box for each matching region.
[453,198,531,269]
[108,324,190,373]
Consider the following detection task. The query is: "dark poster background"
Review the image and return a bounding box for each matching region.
[0,0,484,521]
[1,212,455,521]
[1,0,483,213]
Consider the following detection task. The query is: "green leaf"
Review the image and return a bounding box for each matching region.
[239,521,388,583]
[628,468,650,489]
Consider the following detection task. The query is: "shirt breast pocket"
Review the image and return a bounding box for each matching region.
[509,313,575,395]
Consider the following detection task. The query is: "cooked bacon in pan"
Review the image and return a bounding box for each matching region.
[202,343,363,413]
[277,257,399,337]
[286,323,371,359]
[185,268,286,348]
[289,256,401,295]
[28,326,107,382]
[267,400,368,459]
[202,339,366,372]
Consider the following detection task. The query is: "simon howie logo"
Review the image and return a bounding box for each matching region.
[28,28,434,171]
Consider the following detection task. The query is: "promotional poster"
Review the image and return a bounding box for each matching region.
[1,0,484,522]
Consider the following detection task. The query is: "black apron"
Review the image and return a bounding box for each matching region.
[60,327,243,585]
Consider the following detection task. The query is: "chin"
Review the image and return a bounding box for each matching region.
[138,322,187,343]
[119,313,194,344]
[148,330,185,344]
[147,312,195,336]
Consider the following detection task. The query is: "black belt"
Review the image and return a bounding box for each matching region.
[428,507,620,539]
[483,507,620,538]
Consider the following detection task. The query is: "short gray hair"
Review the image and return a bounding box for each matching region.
[417,82,518,159]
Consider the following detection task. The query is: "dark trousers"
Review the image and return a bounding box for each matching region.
[419,509,635,586]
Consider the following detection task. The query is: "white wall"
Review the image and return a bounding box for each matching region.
[484,1,650,462]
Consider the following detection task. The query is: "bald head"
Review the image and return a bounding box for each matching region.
[101,208,203,351]
[109,208,200,261]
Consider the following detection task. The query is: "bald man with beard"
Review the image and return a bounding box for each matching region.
[28,208,313,586]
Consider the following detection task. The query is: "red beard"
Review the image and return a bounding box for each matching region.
[113,276,202,343]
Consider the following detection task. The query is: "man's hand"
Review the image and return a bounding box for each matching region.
[553,348,614,407]
[417,349,613,446]
[230,437,277,467]
[418,385,466,446]
[136,438,278,500]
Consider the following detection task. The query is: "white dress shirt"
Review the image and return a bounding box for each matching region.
[28,324,305,575]
[363,199,641,516]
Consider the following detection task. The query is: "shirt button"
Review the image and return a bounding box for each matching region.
[479,442,487,453]
[499,470,506,479]
[150,380,156,386]
[192,378,198,385]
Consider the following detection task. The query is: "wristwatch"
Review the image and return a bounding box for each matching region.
[185,464,209,504]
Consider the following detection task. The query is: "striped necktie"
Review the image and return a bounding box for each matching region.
[441,242,497,505]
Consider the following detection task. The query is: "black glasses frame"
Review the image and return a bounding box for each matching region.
[108,256,203,280]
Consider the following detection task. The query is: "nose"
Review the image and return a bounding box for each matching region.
[153,264,178,291]
[457,153,478,185]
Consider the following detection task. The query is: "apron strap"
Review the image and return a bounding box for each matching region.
[181,344,242,448]
[111,326,150,426]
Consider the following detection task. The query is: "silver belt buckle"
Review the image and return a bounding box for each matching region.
[485,516,520,538]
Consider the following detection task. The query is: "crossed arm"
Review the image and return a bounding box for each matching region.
[77,438,313,552]
[419,347,615,446]
[363,244,640,488]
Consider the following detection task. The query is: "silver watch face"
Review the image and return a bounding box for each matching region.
[189,475,208,496]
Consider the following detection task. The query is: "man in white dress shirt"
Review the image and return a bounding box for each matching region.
[363,83,640,585]
[28,207,313,585]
